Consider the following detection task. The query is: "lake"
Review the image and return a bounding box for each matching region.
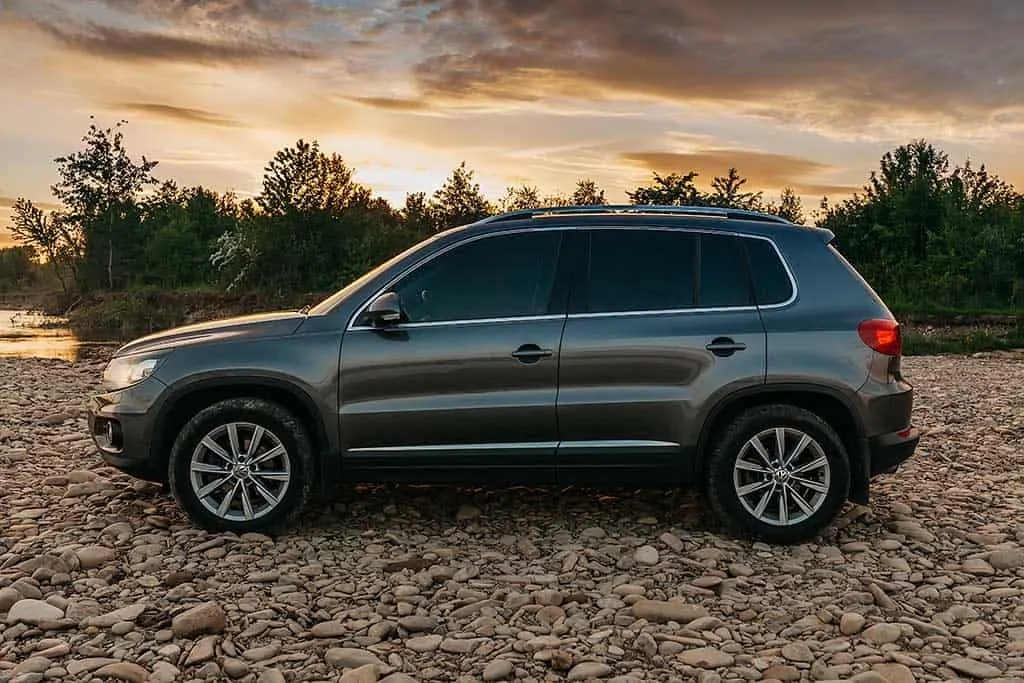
[0,309,118,361]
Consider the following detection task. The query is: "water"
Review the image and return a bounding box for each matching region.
[0,309,116,361]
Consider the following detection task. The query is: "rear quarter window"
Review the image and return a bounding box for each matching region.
[743,238,794,305]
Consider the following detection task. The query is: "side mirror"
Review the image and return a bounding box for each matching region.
[364,291,403,327]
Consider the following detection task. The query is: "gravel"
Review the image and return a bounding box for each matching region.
[1,352,1024,682]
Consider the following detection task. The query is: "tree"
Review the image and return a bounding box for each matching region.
[499,185,543,212]
[767,187,806,224]
[430,162,492,228]
[628,171,704,206]
[9,198,78,294]
[571,179,606,205]
[50,118,158,290]
[0,246,37,292]
[708,168,764,211]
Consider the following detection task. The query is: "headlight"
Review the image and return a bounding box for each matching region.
[102,355,164,391]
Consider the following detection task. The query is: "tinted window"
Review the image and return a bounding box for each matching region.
[744,238,794,305]
[393,231,562,323]
[586,229,696,313]
[699,234,754,307]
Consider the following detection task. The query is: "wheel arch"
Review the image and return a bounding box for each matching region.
[151,374,330,483]
[695,382,868,500]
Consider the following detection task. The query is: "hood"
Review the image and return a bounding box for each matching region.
[114,310,308,357]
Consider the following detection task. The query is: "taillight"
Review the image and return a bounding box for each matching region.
[858,319,902,356]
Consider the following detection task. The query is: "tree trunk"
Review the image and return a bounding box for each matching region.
[107,207,114,290]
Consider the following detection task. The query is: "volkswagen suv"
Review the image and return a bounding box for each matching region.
[88,206,919,543]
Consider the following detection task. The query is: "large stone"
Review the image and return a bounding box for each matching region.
[94,662,149,683]
[483,659,514,681]
[679,648,734,668]
[0,587,23,612]
[567,662,612,680]
[840,612,866,635]
[872,662,917,683]
[946,658,1001,679]
[781,642,814,663]
[632,599,708,624]
[326,648,383,669]
[862,622,902,645]
[340,664,379,683]
[172,602,226,638]
[76,545,117,569]
[5,599,63,625]
[989,548,1024,570]
[83,603,146,628]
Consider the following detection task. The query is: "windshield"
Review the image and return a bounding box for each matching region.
[306,230,448,316]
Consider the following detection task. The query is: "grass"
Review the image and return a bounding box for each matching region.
[903,327,1024,356]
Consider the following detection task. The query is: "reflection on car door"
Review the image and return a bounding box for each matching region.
[556,227,768,485]
[338,229,570,483]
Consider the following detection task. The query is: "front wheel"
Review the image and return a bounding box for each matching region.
[705,405,850,543]
[168,398,314,533]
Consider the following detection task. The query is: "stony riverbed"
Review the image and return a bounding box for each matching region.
[1,353,1023,683]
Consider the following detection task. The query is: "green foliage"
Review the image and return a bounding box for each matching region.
[0,247,37,292]
[4,117,1022,327]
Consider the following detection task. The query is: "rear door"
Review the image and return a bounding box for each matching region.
[555,227,768,484]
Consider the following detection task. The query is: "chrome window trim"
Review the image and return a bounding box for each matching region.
[346,223,798,331]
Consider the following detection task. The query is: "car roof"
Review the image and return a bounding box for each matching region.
[456,205,836,243]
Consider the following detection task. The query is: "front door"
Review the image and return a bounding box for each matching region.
[556,227,768,485]
[338,229,569,483]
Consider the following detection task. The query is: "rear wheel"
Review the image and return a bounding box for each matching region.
[705,404,850,543]
[168,398,314,533]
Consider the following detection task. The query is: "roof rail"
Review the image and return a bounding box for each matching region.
[479,204,793,225]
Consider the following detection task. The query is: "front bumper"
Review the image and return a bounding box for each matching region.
[868,427,920,476]
[87,379,167,482]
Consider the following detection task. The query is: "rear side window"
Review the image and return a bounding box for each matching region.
[586,229,696,313]
[744,238,794,305]
[699,234,754,307]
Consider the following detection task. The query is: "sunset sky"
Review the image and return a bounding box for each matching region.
[2,0,1023,246]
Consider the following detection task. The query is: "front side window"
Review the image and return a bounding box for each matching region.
[585,229,697,313]
[392,231,562,323]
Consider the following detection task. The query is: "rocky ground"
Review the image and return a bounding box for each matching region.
[1,353,1023,683]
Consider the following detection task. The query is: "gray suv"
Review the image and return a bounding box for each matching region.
[88,206,919,543]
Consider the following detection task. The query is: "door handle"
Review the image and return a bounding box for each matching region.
[705,337,747,357]
[512,344,553,363]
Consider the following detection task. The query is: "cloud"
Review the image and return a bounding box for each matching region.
[32,21,316,65]
[620,149,836,191]
[404,0,1024,138]
[112,103,247,128]
[349,97,432,112]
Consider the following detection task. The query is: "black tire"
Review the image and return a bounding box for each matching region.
[705,404,850,544]
[168,398,314,534]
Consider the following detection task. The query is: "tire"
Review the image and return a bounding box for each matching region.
[705,404,850,544]
[168,398,314,534]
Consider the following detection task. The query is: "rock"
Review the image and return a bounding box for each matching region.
[406,635,443,653]
[223,658,250,679]
[83,603,146,628]
[67,659,119,676]
[679,648,734,668]
[946,658,1001,679]
[567,662,613,680]
[632,599,708,624]
[398,615,438,632]
[340,664,379,683]
[312,621,347,637]
[0,587,22,612]
[171,601,226,637]
[184,636,218,666]
[456,504,481,521]
[326,648,384,669]
[483,659,514,681]
[634,545,660,565]
[781,642,814,663]
[840,612,867,635]
[762,665,800,681]
[94,662,149,683]
[862,622,902,645]
[963,558,996,575]
[76,545,117,569]
[257,670,287,683]
[872,662,916,683]
[989,548,1024,570]
[379,675,418,683]
[5,599,63,625]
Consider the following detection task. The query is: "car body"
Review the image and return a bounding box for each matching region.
[87,205,919,542]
